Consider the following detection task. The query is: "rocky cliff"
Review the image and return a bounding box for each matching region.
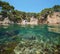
[47,12,60,24]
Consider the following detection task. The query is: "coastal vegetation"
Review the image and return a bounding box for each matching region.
[0,0,60,24]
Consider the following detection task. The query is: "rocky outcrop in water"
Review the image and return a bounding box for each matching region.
[14,40,60,54]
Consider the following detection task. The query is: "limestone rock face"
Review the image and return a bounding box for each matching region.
[0,17,14,25]
[21,17,38,25]
[47,12,60,24]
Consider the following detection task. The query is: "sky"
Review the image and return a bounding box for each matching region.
[2,0,60,13]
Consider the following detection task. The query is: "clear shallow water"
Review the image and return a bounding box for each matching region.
[0,24,60,44]
[0,24,60,54]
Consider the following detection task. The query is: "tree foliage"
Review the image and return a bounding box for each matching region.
[53,5,60,12]
[0,1,14,11]
[0,0,60,23]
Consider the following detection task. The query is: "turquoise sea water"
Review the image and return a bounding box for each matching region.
[0,24,60,44]
[0,24,60,54]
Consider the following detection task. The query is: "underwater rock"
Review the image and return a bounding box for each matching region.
[14,40,60,54]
